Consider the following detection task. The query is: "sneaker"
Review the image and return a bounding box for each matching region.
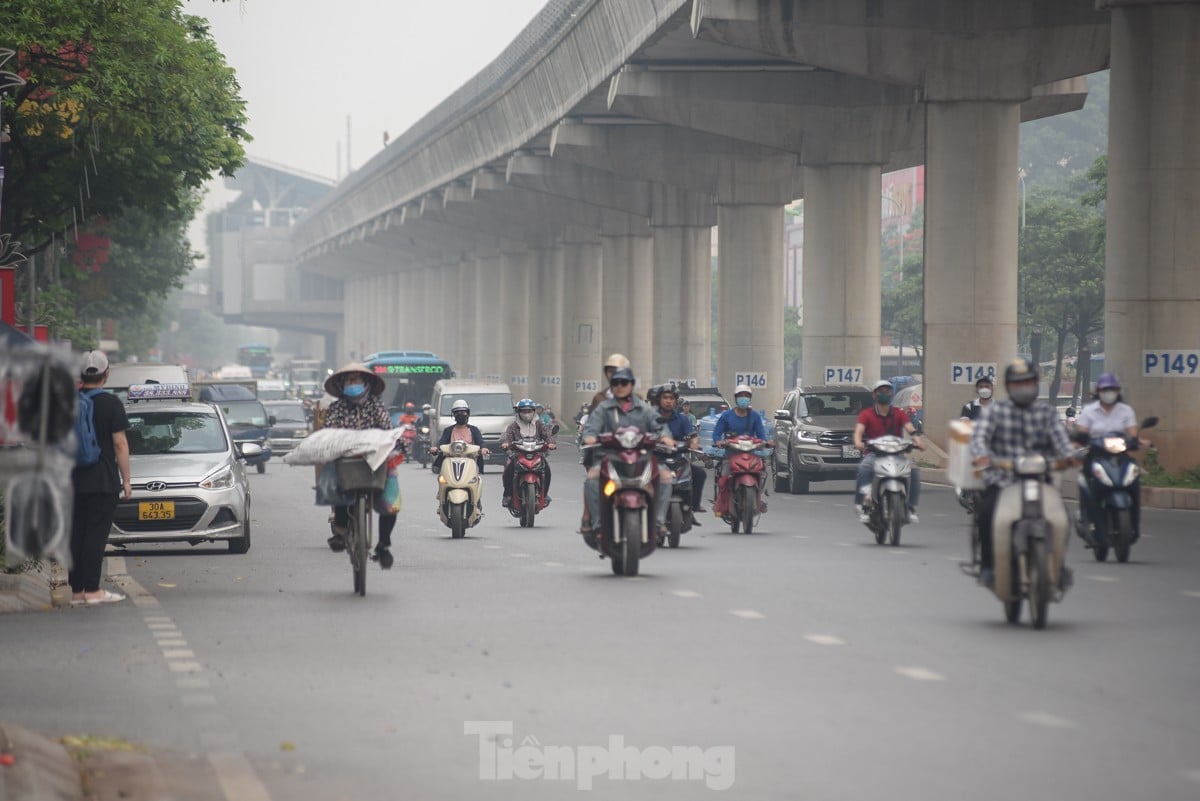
[978,567,995,588]
[855,504,870,524]
[908,509,919,524]
[373,545,394,570]
[327,534,346,553]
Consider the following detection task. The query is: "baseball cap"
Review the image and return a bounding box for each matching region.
[80,350,109,377]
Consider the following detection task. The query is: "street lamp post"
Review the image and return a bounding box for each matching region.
[1018,168,1027,231]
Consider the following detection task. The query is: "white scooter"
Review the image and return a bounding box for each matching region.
[436,441,483,539]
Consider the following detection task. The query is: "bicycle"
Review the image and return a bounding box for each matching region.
[333,457,387,596]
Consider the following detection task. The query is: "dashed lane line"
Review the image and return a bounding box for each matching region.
[1086,575,1120,583]
[1019,712,1079,729]
[894,666,946,682]
[804,634,847,646]
[672,590,703,599]
[730,609,765,620]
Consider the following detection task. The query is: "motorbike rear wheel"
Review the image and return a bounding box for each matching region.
[1028,535,1050,630]
[619,508,641,576]
[1114,508,1133,563]
[668,504,683,548]
[449,503,466,539]
[872,497,887,546]
[739,485,756,535]
[520,484,538,528]
[888,493,904,547]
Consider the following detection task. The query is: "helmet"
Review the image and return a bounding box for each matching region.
[659,383,678,399]
[422,404,433,413]
[734,383,753,396]
[975,375,994,388]
[871,379,893,393]
[1003,357,1038,384]
[404,402,415,411]
[646,385,662,405]
[451,399,470,413]
[609,367,635,385]
[604,353,631,371]
[1096,372,1120,390]
[515,398,536,411]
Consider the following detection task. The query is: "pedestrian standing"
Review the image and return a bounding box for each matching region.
[70,351,132,605]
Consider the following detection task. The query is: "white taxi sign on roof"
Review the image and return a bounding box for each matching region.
[127,383,192,400]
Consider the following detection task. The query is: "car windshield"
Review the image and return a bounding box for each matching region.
[258,388,289,401]
[266,402,306,423]
[219,400,268,427]
[683,397,728,419]
[800,391,873,417]
[126,411,226,455]
[439,393,513,416]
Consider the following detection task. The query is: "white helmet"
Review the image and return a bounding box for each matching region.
[451,399,470,413]
[734,383,753,396]
[871,379,892,393]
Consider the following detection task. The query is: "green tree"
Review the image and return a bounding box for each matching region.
[882,206,924,368]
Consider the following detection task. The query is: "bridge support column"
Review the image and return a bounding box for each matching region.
[1105,0,1200,471]
[460,258,480,379]
[601,230,653,379]
[561,230,603,412]
[652,225,712,386]
[500,250,534,392]
[532,244,565,415]
[717,203,785,399]
[802,163,883,389]
[923,100,1020,438]
[476,254,503,381]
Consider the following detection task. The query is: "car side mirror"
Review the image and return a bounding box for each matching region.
[268,415,277,426]
[1140,416,1159,430]
[239,442,263,459]
[774,409,792,422]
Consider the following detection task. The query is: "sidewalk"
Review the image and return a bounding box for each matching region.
[0,562,62,615]
[0,722,81,801]
[921,467,1200,510]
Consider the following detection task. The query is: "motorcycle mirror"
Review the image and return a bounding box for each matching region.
[1140,416,1159,430]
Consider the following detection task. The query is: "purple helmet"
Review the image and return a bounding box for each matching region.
[1096,372,1120,390]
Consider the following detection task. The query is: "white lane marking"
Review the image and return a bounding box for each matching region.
[162,649,196,659]
[832,503,847,508]
[1086,575,1120,583]
[143,616,173,623]
[182,694,218,707]
[1182,591,1200,599]
[894,666,946,682]
[1019,712,1079,729]
[168,661,204,673]
[804,634,846,646]
[147,622,179,630]
[152,631,183,640]
[672,590,703,599]
[730,609,765,620]
[208,752,274,801]
[482,545,502,550]
[510,553,530,558]
[791,535,809,539]
[543,561,564,567]
[625,576,648,582]
[157,639,189,647]
[175,677,211,690]
[887,549,907,555]
[106,555,128,576]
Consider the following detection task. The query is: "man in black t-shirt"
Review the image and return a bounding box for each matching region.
[70,351,132,605]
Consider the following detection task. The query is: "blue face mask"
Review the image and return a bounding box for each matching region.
[343,383,366,398]
[736,396,751,410]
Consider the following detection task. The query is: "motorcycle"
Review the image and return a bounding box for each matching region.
[586,426,661,576]
[862,435,916,547]
[715,436,768,535]
[658,443,699,548]
[435,441,484,539]
[397,423,418,460]
[1073,416,1157,563]
[506,437,551,528]
[963,454,1074,629]
[414,424,432,468]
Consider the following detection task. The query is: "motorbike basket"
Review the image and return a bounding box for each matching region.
[335,457,387,492]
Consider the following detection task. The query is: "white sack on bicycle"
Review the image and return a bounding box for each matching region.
[281,427,403,470]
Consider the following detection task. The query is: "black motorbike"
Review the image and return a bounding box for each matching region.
[1073,416,1157,563]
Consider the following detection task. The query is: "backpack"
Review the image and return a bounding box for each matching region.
[75,389,104,466]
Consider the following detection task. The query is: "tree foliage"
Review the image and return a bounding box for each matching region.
[0,0,248,253]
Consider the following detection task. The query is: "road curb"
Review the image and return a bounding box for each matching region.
[0,722,83,801]
[921,467,1200,511]
[0,563,57,614]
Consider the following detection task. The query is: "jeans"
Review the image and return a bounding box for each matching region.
[585,468,672,531]
[973,484,1003,570]
[855,454,921,509]
[69,492,119,593]
[691,464,708,508]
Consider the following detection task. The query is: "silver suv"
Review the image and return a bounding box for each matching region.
[771,385,874,494]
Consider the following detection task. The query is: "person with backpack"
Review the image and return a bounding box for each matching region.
[70,350,132,605]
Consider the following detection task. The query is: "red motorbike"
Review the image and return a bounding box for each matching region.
[506,437,551,528]
[715,436,769,534]
[587,426,661,576]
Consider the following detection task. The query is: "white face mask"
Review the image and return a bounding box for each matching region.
[977,387,993,400]
[1099,390,1119,405]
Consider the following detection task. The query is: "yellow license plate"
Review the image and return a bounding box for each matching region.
[138,501,175,521]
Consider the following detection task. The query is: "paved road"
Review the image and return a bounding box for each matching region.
[4,447,1200,800]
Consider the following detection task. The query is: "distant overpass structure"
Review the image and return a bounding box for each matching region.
[289,0,1200,471]
[206,158,343,364]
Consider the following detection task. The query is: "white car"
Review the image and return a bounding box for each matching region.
[109,385,260,553]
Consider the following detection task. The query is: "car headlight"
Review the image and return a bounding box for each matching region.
[201,466,235,490]
[796,429,819,441]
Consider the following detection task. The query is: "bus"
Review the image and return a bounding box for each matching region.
[236,343,274,378]
[363,350,453,422]
[286,358,326,398]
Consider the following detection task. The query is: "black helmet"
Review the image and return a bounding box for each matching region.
[659,382,678,399]
[609,367,635,385]
[645,384,662,405]
[1004,357,1038,384]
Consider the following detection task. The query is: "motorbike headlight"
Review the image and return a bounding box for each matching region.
[201,466,235,490]
[616,429,642,450]
[438,475,447,485]
[1091,461,1115,487]
[604,480,617,496]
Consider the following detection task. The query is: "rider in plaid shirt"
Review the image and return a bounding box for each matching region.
[968,358,1075,585]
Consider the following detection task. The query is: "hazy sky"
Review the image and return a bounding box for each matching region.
[189,0,549,180]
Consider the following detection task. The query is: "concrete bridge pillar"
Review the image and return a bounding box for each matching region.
[652,187,715,387]
[560,227,604,412]
[601,228,653,381]
[438,262,460,368]
[476,253,503,381]
[1104,0,1200,471]
[532,244,565,415]
[460,257,480,379]
[802,163,884,388]
[500,250,534,393]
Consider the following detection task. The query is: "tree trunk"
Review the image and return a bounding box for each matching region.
[1077,337,1092,404]
[1048,328,1068,402]
[1029,330,1043,371]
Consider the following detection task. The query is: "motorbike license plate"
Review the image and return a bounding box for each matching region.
[139,501,175,521]
[842,446,861,459]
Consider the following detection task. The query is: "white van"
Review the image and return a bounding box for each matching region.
[430,379,514,467]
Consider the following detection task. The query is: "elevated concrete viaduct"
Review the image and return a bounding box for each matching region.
[289,0,1200,470]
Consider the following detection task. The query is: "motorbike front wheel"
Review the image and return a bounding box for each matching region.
[449,503,467,539]
[1114,508,1134,563]
[618,508,641,576]
[668,504,683,548]
[1027,533,1050,630]
[886,492,904,547]
[739,485,756,535]
[520,483,538,528]
[350,493,370,596]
